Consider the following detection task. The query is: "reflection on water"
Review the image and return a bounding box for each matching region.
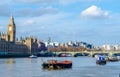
[7,59,16,64]
[0,57,120,77]
[0,58,15,64]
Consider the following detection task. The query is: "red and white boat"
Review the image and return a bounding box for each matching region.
[42,60,72,70]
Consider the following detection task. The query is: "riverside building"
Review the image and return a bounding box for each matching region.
[0,16,38,55]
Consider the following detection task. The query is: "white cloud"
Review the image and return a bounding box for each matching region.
[80,5,109,19]
[59,0,96,5]
[17,7,58,17]
[23,19,35,26]
[32,6,59,17]
[0,26,3,29]
[59,0,78,5]
[13,0,98,5]
[0,5,59,17]
[13,0,57,4]
[40,26,45,29]
[15,11,70,35]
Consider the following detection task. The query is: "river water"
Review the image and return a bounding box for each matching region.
[0,57,120,77]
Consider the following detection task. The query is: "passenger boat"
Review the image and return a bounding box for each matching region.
[42,60,72,70]
[106,56,119,62]
[96,55,106,65]
[29,55,37,58]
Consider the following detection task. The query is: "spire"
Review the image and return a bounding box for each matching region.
[9,14,15,25]
[10,14,14,22]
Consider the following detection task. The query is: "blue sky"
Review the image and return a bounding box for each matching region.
[0,0,120,46]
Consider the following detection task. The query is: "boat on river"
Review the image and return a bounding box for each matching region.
[96,55,106,65]
[42,60,72,70]
[96,60,106,65]
[29,55,37,58]
[105,56,120,62]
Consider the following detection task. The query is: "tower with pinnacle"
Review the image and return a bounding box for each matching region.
[8,16,16,43]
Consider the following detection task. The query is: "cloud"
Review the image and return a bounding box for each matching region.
[13,0,72,5]
[0,5,59,17]
[18,7,59,17]
[31,6,59,17]
[13,0,99,5]
[13,0,58,4]
[59,0,79,5]
[80,5,109,19]
[23,19,36,26]
[0,26,3,29]
[59,0,97,5]
[15,11,70,35]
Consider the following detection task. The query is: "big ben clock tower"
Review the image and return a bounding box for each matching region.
[8,16,16,43]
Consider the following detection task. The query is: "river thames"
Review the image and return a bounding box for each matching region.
[0,57,120,77]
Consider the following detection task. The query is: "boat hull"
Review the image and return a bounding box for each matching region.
[107,57,119,62]
[96,60,106,65]
[42,60,72,70]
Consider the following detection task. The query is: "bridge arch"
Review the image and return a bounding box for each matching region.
[92,53,109,57]
[57,53,72,57]
[113,53,120,56]
[74,53,90,57]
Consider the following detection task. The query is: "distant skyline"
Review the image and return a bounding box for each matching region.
[0,0,120,46]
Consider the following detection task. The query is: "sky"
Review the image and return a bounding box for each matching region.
[0,0,120,46]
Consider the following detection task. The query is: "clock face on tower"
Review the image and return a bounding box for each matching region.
[9,27,12,31]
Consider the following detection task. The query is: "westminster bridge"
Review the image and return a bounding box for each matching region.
[52,51,120,57]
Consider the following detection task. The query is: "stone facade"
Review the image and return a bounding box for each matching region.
[0,16,38,54]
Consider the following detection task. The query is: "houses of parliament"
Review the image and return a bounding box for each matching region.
[0,16,40,55]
